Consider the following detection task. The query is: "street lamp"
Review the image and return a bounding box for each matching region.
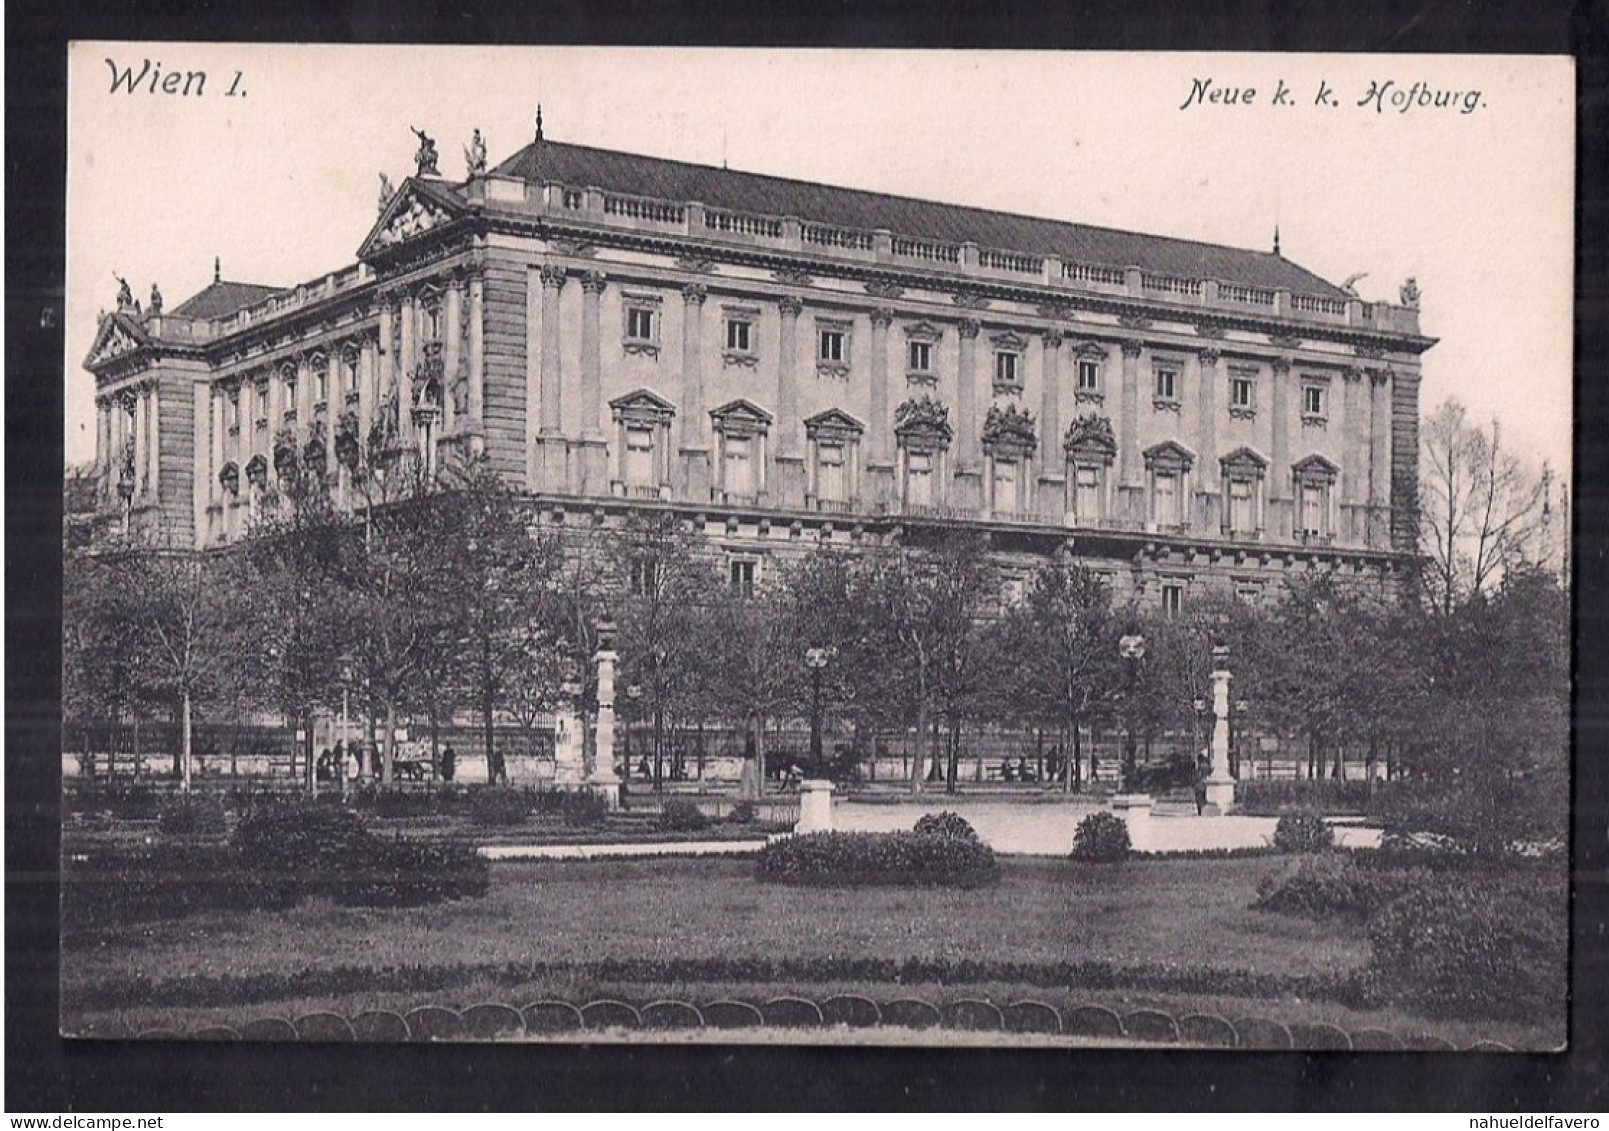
[624,684,643,780]
[1233,697,1250,780]
[1118,633,1146,793]
[338,657,354,801]
[805,646,838,766]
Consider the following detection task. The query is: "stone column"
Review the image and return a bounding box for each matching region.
[588,645,621,808]
[535,265,568,491]
[955,318,983,509]
[133,387,149,500]
[679,283,711,500]
[1269,357,1291,537]
[1119,339,1144,519]
[1038,329,1064,513]
[865,308,896,507]
[773,295,806,507]
[358,339,376,439]
[377,298,394,405]
[146,385,161,501]
[1196,347,1220,530]
[209,388,225,509]
[1203,652,1236,815]
[93,399,107,477]
[1368,368,1392,546]
[444,281,463,435]
[466,268,485,456]
[571,271,609,495]
[1341,367,1364,542]
[297,356,314,431]
[398,294,417,445]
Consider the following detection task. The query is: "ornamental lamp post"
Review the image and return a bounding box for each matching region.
[1118,633,1146,793]
[1233,698,1250,780]
[805,646,838,766]
[338,657,354,801]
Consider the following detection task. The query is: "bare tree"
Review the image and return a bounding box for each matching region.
[1420,398,1547,614]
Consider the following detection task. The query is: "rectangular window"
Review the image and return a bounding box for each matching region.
[227,390,241,429]
[723,435,754,497]
[1303,385,1326,416]
[905,451,933,506]
[817,443,846,501]
[343,356,359,395]
[1155,367,1178,400]
[908,340,932,373]
[629,558,658,598]
[995,351,1020,387]
[1301,483,1325,535]
[314,367,328,404]
[1154,471,1178,523]
[626,307,656,341]
[624,425,656,487]
[819,328,846,363]
[1075,464,1101,519]
[285,377,298,407]
[725,319,752,352]
[1229,478,1254,533]
[1161,582,1184,619]
[1231,377,1253,409]
[1077,359,1101,391]
[992,458,1018,511]
[729,558,757,598]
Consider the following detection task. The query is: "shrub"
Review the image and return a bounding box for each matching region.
[68,782,161,821]
[334,838,490,908]
[1252,854,1430,921]
[532,788,609,824]
[157,793,228,836]
[1364,882,1567,1020]
[657,798,710,832]
[728,801,758,825]
[61,842,299,932]
[468,787,533,827]
[230,800,376,899]
[1070,812,1131,863]
[1235,779,1374,816]
[373,789,444,820]
[912,810,981,843]
[1272,811,1335,854]
[757,831,999,888]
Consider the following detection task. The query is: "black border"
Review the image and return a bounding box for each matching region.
[9,0,1607,1112]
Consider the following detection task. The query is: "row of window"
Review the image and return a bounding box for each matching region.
[222,355,361,430]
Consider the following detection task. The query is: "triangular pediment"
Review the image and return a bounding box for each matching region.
[803,408,863,436]
[1292,453,1339,482]
[84,313,150,370]
[1219,445,1268,472]
[356,179,466,260]
[610,387,677,424]
[709,398,774,425]
[1143,439,1196,472]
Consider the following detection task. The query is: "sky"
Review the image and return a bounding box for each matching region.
[65,46,1574,479]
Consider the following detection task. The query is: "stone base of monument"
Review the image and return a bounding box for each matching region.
[1203,777,1236,816]
[796,779,834,834]
[587,773,622,810]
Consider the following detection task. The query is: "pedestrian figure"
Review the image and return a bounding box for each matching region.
[439,744,456,783]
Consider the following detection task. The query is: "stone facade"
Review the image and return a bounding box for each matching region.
[84,128,1434,606]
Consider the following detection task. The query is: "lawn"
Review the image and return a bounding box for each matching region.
[58,854,1565,1048]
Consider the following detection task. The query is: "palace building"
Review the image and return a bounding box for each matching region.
[84,116,1433,607]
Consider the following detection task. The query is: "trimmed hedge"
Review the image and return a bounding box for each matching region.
[469,788,533,828]
[657,799,710,833]
[1070,812,1131,863]
[727,801,758,825]
[1235,779,1375,816]
[1252,854,1429,921]
[1272,812,1335,854]
[334,839,490,908]
[61,843,299,932]
[757,831,999,888]
[1365,883,1567,1021]
[157,794,228,836]
[912,811,981,844]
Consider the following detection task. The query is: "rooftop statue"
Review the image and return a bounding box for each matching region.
[1399,276,1421,309]
[378,172,395,215]
[464,128,487,177]
[114,274,134,312]
[149,283,163,315]
[410,127,440,177]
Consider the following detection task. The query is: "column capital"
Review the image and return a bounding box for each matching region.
[682,282,708,306]
[1197,347,1221,366]
[579,270,608,296]
[1120,338,1145,358]
[1270,356,1292,375]
[1368,366,1394,386]
[1041,328,1065,348]
[870,307,895,329]
[957,317,981,340]
[539,264,569,290]
[1342,365,1365,384]
[777,294,804,318]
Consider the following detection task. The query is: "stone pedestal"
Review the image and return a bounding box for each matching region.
[1111,793,1153,851]
[953,467,984,511]
[773,456,808,509]
[864,462,896,510]
[588,647,622,809]
[553,708,586,788]
[796,779,834,834]
[569,438,609,497]
[1204,662,1236,815]
[535,436,569,493]
[679,447,713,502]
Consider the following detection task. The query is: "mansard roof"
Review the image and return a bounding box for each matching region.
[493,138,1348,299]
[169,279,283,321]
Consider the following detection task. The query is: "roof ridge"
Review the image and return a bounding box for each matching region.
[507,138,1307,279]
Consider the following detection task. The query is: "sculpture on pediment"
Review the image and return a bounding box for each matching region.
[464,129,488,177]
[114,274,135,313]
[149,284,163,316]
[982,402,1037,451]
[1399,277,1421,309]
[411,127,440,177]
[893,395,952,445]
[1064,413,1116,456]
[378,173,396,216]
[376,195,448,247]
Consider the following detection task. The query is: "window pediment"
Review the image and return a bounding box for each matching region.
[982,402,1037,454]
[904,321,943,342]
[804,408,865,443]
[989,329,1029,352]
[1144,439,1196,473]
[710,398,774,437]
[1219,446,1268,478]
[1064,413,1117,458]
[610,388,677,426]
[1292,453,1339,484]
[894,395,953,450]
